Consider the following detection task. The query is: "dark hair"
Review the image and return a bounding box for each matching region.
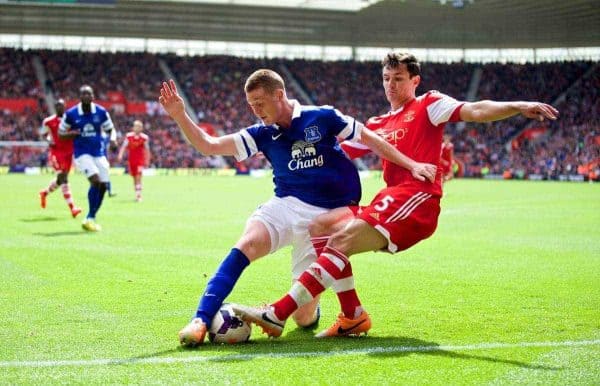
[382,52,421,78]
[244,69,285,94]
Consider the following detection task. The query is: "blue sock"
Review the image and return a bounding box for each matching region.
[106,181,112,194]
[195,248,250,327]
[96,184,106,215]
[87,185,100,219]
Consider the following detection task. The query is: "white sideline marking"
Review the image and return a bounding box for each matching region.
[1,339,599,368]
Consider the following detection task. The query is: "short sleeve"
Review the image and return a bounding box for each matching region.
[101,111,115,132]
[426,92,465,126]
[232,127,260,161]
[330,108,363,142]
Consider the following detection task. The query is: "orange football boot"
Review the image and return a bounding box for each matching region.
[315,310,371,338]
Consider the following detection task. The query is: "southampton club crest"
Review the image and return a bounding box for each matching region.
[288,140,324,171]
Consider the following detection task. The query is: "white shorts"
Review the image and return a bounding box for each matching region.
[248,196,330,279]
[74,154,110,182]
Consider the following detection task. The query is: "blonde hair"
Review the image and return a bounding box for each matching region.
[244,69,285,94]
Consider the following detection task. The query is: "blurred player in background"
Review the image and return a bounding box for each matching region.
[59,85,116,232]
[39,99,81,218]
[440,134,455,183]
[233,52,559,339]
[38,98,82,218]
[117,120,150,202]
[159,70,436,347]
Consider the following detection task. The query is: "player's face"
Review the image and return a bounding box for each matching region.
[382,64,420,109]
[246,87,281,126]
[133,121,143,133]
[80,89,94,104]
[55,102,65,116]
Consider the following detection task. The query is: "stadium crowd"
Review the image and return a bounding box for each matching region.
[1,48,597,180]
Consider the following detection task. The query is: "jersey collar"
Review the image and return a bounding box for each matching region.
[272,99,300,130]
[77,102,97,115]
[389,97,416,116]
[290,99,301,120]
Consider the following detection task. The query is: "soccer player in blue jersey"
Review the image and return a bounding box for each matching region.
[159,71,436,347]
[59,85,115,232]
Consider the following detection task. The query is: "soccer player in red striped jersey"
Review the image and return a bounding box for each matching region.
[233,52,559,338]
[38,99,81,218]
[117,120,150,202]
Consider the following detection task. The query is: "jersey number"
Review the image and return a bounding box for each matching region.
[374,195,394,211]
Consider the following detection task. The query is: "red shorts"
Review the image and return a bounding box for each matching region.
[49,151,72,173]
[128,161,144,177]
[358,185,440,253]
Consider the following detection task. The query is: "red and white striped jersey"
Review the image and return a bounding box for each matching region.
[343,91,464,196]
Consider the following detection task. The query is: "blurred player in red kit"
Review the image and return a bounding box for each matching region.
[440,134,455,183]
[38,98,81,218]
[118,120,150,202]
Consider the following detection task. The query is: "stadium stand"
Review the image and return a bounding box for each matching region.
[0,48,597,180]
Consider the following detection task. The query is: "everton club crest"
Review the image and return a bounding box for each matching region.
[304,126,321,143]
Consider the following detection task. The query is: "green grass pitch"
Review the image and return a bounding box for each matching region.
[1,174,599,384]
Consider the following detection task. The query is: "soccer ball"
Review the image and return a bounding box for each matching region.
[208,303,252,344]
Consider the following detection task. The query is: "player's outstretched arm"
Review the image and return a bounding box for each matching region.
[158,79,237,156]
[360,127,437,183]
[460,100,559,123]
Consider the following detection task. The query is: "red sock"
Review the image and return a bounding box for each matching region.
[272,246,349,321]
[310,236,329,257]
[61,183,75,210]
[333,263,363,319]
[44,180,58,194]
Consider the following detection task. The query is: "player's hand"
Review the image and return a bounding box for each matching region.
[519,102,559,122]
[159,79,185,118]
[411,162,437,183]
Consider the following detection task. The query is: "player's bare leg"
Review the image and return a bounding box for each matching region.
[292,295,320,328]
[308,207,355,237]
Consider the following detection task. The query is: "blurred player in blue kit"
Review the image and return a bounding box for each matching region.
[59,85,116,232]
[158,71,437,347]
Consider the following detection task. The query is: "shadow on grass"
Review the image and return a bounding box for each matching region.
[33,231,88,237]
[135,334,560,370]
[20,216,60,222]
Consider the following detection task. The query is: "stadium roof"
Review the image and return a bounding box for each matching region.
[0,0,598,49]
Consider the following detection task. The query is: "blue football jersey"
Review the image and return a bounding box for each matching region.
[59,102,115,158]
[233,101,362,209]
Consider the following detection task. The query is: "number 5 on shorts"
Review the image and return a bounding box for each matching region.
[374,195,394,211]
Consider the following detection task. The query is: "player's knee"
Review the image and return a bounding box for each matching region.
[308,216,328,238]
[235,237,269,261]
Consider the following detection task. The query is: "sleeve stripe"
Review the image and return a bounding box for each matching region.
[342,119,363,142]
[233,129,258,161]
[241,135,251,157]
[338,118,363,142]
